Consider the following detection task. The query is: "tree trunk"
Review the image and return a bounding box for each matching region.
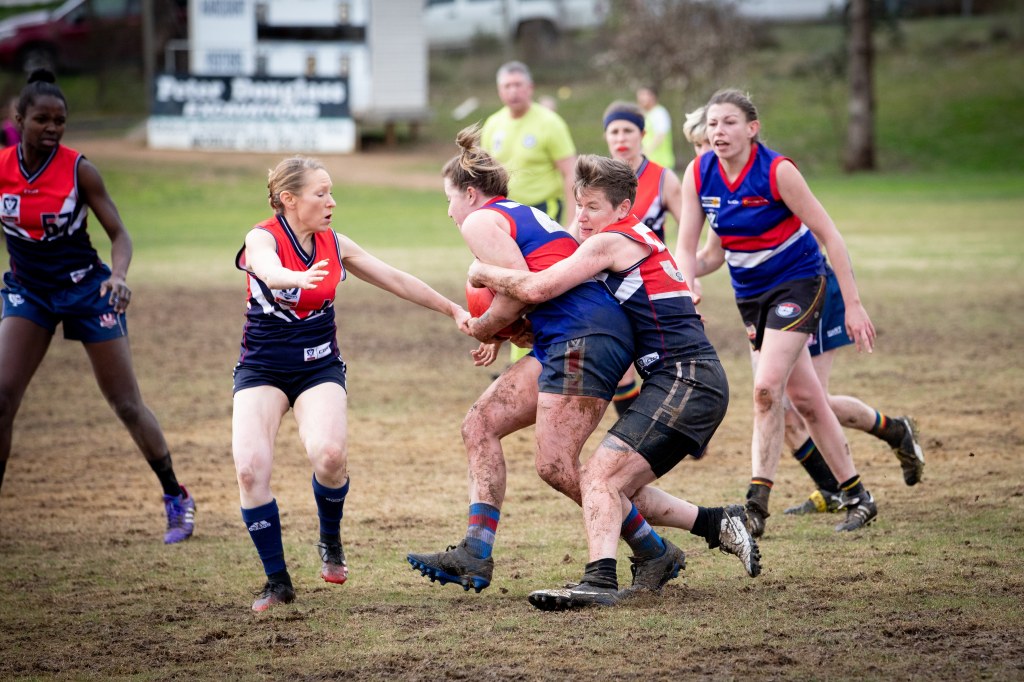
[844,0,875,172]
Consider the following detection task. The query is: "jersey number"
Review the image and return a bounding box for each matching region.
[41,212,74,239]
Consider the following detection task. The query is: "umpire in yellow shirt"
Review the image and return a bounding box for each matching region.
[480,61,577,228]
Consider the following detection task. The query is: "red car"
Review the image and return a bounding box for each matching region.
[0,0,185,73]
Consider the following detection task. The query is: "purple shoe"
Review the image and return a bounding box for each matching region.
[163,485,196,544]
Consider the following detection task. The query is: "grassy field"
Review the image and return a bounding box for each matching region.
[1,11,1023,682]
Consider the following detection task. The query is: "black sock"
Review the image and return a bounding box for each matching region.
[0,459,6,493]
[747,479,772,517]
[872,413,906,448]
[581,558,618,589]
[691,506,725,549]
[148,453,182,497]
[267,569,292,588]
[320,531,341,545]
[839,475,865,498]
[792,439,840,491]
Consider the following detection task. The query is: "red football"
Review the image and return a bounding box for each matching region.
[465,280,526,340]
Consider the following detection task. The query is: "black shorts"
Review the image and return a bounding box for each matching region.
[232,360,347,406]
[736,276,826,351]
[608,358,729,478]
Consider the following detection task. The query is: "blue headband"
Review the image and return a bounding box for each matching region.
[603,110,645,132]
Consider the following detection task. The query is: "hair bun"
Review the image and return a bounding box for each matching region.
[27,68,57,85]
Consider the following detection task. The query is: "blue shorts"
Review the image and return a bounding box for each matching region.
[1,266,127,342]
[609,358,729,478]
[807,269,853,357]
[536,334,632,401]
[232,360,347,407]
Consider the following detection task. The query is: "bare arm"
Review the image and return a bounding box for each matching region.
[661,167,682,248]
[243,228,329,291]
[672,160,708,306]
[337,234,469,325]
[78,159,132,313]
[555,154,577,226]
[775,160,875,352]
[459,210,532,341]
[469,233,631,304]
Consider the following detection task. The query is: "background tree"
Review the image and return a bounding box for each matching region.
[596,0,751,96]
[844,0,876,171]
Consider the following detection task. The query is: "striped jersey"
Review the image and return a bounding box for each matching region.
[596,215,717,378]
[633,157,670,243]
[234,215,345,370]
[0,144,101,292]
[695,144,824,298]
[479,197,632,352]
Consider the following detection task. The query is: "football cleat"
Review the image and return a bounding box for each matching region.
[892,416,925,486]
[623,539,686,594]
[162,485,196,544]
[834,490,878,532]
[317,540,348,584]
[718,505,762,577]
[251,579,295,612]
[528,582,620,611]
[407,540,493,593]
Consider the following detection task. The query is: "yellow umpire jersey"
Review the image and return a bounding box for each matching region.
[480,103,576,220]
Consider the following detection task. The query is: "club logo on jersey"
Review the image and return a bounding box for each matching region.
[522,134,537,149]
[273,287,301,309]
[99,313,118,328]
[775,302,802,318]
[304,342,333,362]
[742,196,770,207]
[1,194,19,220]
[6,293,23,307]
[701,196,721,209]
[637,352,660,369]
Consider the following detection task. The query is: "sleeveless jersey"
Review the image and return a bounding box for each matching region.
[0,144,101,292]
[479,197,631,348]
[633,158,670,243]
[234,215,346,370]
[695,144,824,298]
[596,216,717,379]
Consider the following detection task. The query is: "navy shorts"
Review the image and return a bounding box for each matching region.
[536,334,632,401]
[233,360,347,407]
[1,266,127,342]
[807,269,853,357]
[736,276,826,351]
[609,358,729,478]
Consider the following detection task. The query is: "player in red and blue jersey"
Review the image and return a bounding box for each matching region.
[410,126,704,596]
[675,89,879,537]
[471,155,761,609]
[234,156,469,612]
[0,69,196,544]
[600,101,685,416]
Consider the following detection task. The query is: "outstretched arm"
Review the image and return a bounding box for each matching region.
[337,234,469,326]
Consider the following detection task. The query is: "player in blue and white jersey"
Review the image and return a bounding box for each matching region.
[683,108,924,515]
[675,89,879,537]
